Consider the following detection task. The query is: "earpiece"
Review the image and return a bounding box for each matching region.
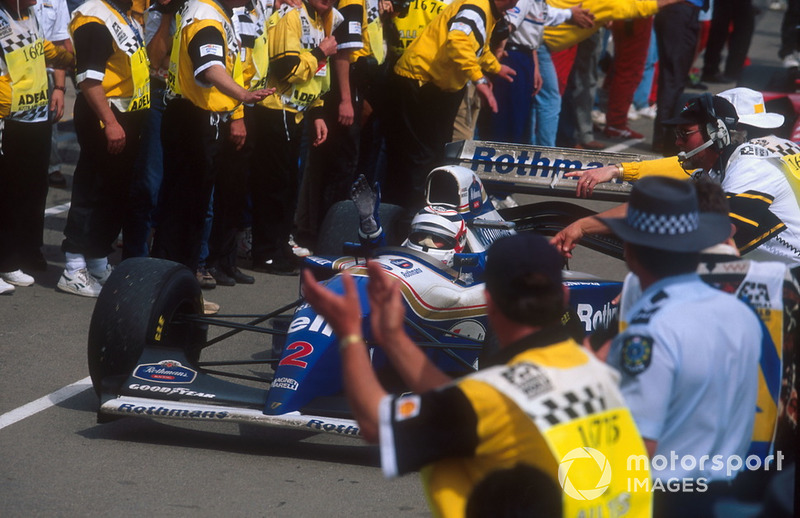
[700,93,730,149]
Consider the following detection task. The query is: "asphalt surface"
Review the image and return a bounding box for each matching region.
[0,8,790,517]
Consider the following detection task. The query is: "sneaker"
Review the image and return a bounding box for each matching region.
[0,278,15,295]
[237,227,253,261]
[627,105,640,121]
[224,266,255,285]
[591,109,606,126]
[208,267,236,287]
[90,264,114,285]
[196,267,216,289]
[252,257,300,276]
[57,268,102,297]
[203,298,220,315]
[783,52,800,69]
[604,125,644,139]
[637,104,658,119]
[289,235,312,257]
[1,270,34,286]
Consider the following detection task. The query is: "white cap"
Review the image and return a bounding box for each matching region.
[718,87,785,128]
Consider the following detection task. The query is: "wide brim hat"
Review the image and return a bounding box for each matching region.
[718,87,784,129]
[600,177,731,252]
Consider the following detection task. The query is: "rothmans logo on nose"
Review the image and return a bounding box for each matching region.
[627,207,700,236]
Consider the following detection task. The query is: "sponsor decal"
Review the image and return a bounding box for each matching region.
[394,394,421,421]
[448,319,486,341]
[400,267,423,278]
[306,256,332,266]
[272,377,298,391]
[199,43,224,57]
[575,302,619,333]
[288,315,333,336]
[306,419,359,435]
[620,335,653,375]
[116,403,229,419]
[501,362,553,398]
[469,146,606,177]
[347,21,362,35]
[133,360,197,384]
[390,258,413,269]
[468,178,482,213]
[128,384,216,398]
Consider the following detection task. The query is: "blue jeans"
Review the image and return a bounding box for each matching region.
[633,29,658,110]
[122,84,166,259]
[530,46,560,147]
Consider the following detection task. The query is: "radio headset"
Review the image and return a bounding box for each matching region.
[677,93,732,162]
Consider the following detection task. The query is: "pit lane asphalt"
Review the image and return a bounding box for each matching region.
[0,10,787,516]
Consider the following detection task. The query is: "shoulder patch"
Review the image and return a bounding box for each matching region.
[394,394,421,421]
[620,335,653,376]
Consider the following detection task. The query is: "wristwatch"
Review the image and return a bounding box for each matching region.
[473,76,489,86]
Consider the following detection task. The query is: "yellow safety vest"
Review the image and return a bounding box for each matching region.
[71,0,150,112]
[0,6,50,121]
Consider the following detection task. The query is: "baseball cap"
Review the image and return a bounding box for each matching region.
[485,233,563,302]
[718,87,785,128]
[663,93,738,127]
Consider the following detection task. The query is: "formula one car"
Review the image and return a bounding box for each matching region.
[89,147,635,438]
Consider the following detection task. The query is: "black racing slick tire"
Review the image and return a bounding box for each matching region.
[315,200,408,256]
[87,257,206,396]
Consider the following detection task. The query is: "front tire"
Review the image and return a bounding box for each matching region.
[87,258,206,396]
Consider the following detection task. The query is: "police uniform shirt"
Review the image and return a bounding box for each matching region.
[378,324,650,517]
[608,273,761,482]
[33,0,69,41]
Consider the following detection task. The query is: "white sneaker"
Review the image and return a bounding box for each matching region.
[1,270,34,286]
[627,105,641,121]
[591,109,606,126]
[57,268,102,297]
[289,235,312,257]
[237,227,253,261]
[783,52,800,69]
[90,264,114,285]
[638,104,658,119]
[0,278,15,294]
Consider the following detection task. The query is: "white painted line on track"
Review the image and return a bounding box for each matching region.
[605,139,643,153]
[0,376,91,431]
[44,202,71,216]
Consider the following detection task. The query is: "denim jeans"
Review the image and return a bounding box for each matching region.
[530,46,560,147]
[633,28,658,110]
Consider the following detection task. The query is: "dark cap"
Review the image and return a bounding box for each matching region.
[485,233,563,302]
[663,93,738,128]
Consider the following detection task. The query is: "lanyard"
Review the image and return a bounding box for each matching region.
[104,0,144,47]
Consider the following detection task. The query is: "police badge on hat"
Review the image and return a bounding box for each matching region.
[620,335,653,376]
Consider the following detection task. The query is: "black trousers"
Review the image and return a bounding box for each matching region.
[62,95,145,258]
[382,73,464,212]
[249,105,303,262]
[0,119,51,271]
[702,0,756,79]
[653,2,700,156]
[207,107,253,271]
[151,98,224,271]
[779,0,800,59]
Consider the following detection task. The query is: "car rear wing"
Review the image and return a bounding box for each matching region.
[444,140,640,202]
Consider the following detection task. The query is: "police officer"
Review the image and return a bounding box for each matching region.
[302,234,653,517]
[602,177,762,517]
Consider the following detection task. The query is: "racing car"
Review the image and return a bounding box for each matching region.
[89,149,634,438]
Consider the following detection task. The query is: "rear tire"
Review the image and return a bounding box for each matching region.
[87,258,206,396]
[315,201,408,256]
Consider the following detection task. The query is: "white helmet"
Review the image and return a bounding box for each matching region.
[404,205,467,267]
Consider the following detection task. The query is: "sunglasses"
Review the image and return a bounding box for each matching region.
[674,127,701,140]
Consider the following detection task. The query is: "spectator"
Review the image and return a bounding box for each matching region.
[382,0,517,211]
[247,0,340,275]
[600,177,762,517]
[150,0,272,302]
[0,0,73,293]
[302,233,653,517]
[58,0,148,297]
[701,0,756,83]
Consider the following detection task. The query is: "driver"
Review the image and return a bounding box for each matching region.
[404,206,468,268]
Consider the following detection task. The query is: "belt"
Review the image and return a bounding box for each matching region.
[506,43,535,53]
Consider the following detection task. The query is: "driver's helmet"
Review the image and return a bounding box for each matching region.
[404,205,467,267]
